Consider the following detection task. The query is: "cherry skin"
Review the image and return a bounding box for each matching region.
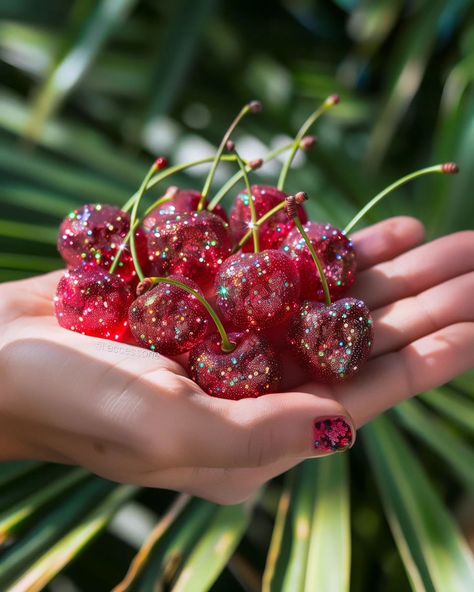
[214,250,300,330]
[230,185,308,251]
[282,222,356,301]
[54,265,133,341]
[147,210,232,291]
[289,297,373,383]
[129,276,210,356]
[189,331,282,399]
[143,189,228,232]
[57,203,149,285]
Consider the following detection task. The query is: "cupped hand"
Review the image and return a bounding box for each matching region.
[0,217,473,504]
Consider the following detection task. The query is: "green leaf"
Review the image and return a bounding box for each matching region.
[393,400,474,493]
[0,463,41,489]
[421,388,474,435]
[6,485,137,592]
[0,253,60,272]
[0,220,57,244]
[25,0,139,140]
[364,416,474,592]
[304,454,350,592]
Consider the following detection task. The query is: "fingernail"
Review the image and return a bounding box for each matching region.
[313,416,355,454]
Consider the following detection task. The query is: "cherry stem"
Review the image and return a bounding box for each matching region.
[277,95,339,191]
[233,200,286,253]
[234,150,260,253]
[199,102,259,208]
[207,142,293,212]
[122,155,239,213]
[146,277,235,353]
[343,163,459,235]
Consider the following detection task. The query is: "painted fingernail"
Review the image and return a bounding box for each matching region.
[313,417,355,454]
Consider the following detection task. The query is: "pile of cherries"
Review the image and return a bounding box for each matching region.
[54,98,458,399]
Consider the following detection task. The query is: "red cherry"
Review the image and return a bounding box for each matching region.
[214,250,300,330]
[230,185,308,251]
[129,276,209,355]
[147,211,232,290]
[57,204,149,285]
[54,265,133,340]
[189,331,282,399]
[282,222,356,301]
[289,298,373,383]
[143,190,228,232]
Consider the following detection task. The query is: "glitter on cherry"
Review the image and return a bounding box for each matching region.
[189,331,282,399]
[57,203,148,285]
[147,210,232,290]
[289,298,373,383]
[54,265,133,340]
[282,221,356,301]
[214,250,300,330]
[143,189,228,232]
[230,185,308,251]
[128,275,209,356]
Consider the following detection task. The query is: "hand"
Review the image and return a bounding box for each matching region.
[0,217,473,504]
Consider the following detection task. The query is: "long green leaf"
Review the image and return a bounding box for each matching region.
[0,462,41,489]
[364,416,474,592]
[6,485,137,592]
[421,388,474,435]
[25,0,138,140]
[304,454,350,592]
[0,253,60,272]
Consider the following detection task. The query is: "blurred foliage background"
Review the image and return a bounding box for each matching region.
[0,0,474,590]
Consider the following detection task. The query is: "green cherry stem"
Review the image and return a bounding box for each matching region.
[198,101,262,210]
[277,94,340,191]
[343,163,459,235]
[207,142,293,212]
[141,277,235,353]
[233,147,260,253]
[121,155,239,213]
[286,194,332,306]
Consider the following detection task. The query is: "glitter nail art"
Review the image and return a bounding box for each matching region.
[313,417,354,453]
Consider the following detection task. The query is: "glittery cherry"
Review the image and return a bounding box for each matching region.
[129,275,210,355]
[214,250,300,330]
[54,265,133,340]
[230,185,308,251]
[57,204,148,285]
[189,331,282,399]
[289,298,373,382]
[143,189,227,232]
[147,210,232,290]
[282,221,356,301]
[285,194,372,382]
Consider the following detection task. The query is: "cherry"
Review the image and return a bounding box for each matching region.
[214,250,300,330]
[282,221,356,301]
[129,275,209,355]
[230,185,308,251]
[57,204,149,285]
[147,210,232,291]
[189,331,282,399]
[143,189,228,232]
[289,298,373,382]
[54,265,133,340]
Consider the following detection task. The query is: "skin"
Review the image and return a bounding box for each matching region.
[0,217,473,504]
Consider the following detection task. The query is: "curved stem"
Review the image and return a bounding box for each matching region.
[343,164,454,235]
[234,151,259,253]
[198,104,253,208]
[207,142,293,212]
[234,201,286,253]
[277,95,339,191]
[294,217,331,306]
[147,277,235,353]
[121,155,239,213]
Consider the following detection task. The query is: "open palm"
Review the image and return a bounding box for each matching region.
[0,217,473,504]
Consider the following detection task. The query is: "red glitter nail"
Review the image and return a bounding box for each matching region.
[313,417,354,453]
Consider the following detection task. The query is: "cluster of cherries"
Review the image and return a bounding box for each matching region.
[54,97,458,399]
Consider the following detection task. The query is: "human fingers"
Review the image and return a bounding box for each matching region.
[371,272,474,356]
[351,231,474,309]
[351,216,425,271]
